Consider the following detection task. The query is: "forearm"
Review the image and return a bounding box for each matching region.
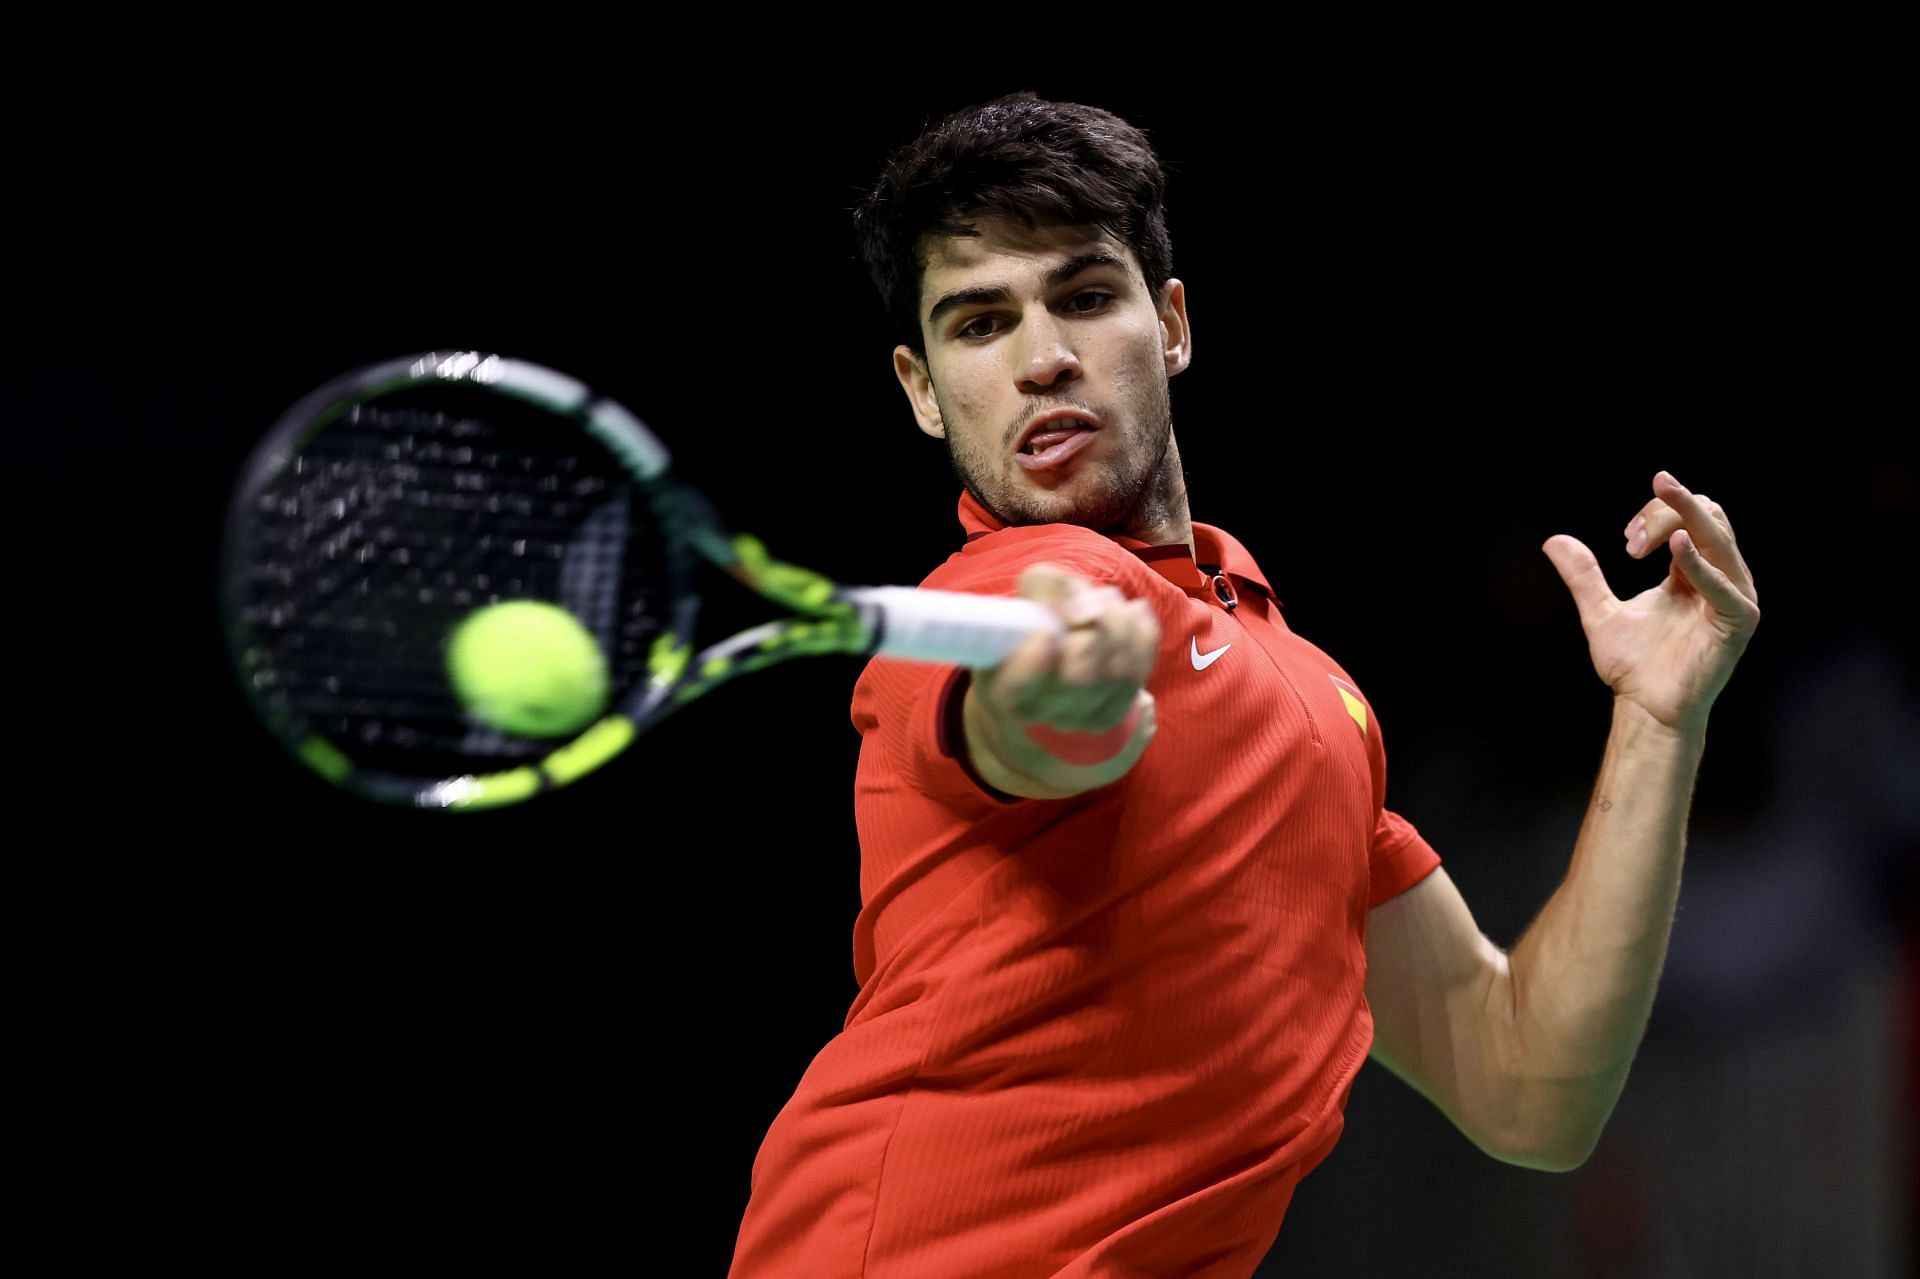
[1379,470,1758,1170]
[1493,696,1706,1164]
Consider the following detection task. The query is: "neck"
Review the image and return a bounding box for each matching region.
[1117,431,1194,555]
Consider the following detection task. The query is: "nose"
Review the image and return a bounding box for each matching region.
[1015,308,1080,389]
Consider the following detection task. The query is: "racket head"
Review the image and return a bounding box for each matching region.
[221,352,703,809]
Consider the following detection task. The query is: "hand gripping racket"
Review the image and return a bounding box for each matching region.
[222,351,1062,809]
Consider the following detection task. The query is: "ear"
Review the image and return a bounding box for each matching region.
[893,345,946,440]
[1158,278,1192,377]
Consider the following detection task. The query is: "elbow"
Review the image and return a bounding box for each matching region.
[1479,1113,1605,1173]
[1472,985,1626,1173]
[1496,1133,1598,1174]
[1465,1070,1613,1172]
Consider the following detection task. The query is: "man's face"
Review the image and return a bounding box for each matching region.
[893,217,1191,533]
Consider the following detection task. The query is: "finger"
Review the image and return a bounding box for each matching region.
[1033,676,1136,732]
[1047,619,1137,728]
[1086,599,1146,681]
[1082,680,1139,732]
[1540,534,1619,630]
[1013,668,1068,722]
[1687,493,1757,602]
[1651,471,1732,559]
[1648,473,1757,603]
[1625,486,1738,559]
[1102,629,1143,682]
[1669,529,1762,629]
[1050,589,1150,687]
[976,627,1061,713]
[1080,590,1142,671]
[1062,583,1125,628]
[1625,497,1727,558]
[1125,600,1161,681]
[1691,492,1756,602]
[1623,500,1675,557]
[1091,604,1157,707]
[1099,688,1158,770]
[1057,626,1106,685]
[1036,679,1141,735]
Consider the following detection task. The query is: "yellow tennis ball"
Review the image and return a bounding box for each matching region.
[446,601,609,737]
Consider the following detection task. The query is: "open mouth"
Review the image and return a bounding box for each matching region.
[1015,413,1100,472]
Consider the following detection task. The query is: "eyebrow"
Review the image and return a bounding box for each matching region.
[925,249,1130,331]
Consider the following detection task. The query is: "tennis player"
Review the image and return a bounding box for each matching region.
[728,92,1760,1277]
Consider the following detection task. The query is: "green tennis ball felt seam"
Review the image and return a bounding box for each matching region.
[446,601,610,738]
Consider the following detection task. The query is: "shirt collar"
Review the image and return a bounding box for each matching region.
[956,488,1278,602]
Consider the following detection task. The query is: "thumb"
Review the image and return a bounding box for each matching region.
[1540,534,1618,630]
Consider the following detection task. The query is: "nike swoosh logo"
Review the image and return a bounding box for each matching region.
[1190,637,1231,671]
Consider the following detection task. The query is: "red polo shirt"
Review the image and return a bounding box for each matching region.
[730,491,1442,1278]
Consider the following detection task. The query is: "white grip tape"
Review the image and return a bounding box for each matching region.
[846,587,1065,668]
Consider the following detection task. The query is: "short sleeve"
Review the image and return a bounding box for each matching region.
[922,665,1024,806]
[1349,668,1442,907]
[1369,806,1441,908]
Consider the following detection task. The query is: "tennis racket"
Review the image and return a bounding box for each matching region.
[222,351,1062,809]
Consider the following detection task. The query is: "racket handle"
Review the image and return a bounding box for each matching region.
[843,587,1067,668]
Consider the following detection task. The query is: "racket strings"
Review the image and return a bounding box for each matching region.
[234,392,676,774]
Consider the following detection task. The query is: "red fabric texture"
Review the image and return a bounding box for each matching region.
[729,492,1441,1278]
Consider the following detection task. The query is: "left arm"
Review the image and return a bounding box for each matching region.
[1365,470,1760,1171]
[1367,707,1702,1171]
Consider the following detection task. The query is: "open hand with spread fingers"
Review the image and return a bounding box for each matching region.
[1540,471,1761,738]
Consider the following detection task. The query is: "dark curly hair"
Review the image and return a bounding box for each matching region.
[852,91,1174,357]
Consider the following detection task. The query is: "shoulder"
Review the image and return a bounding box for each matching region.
[923,523,1157,597]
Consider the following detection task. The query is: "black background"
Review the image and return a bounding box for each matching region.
[11,11,1911,1274]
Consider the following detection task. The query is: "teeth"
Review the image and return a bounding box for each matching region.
[1025,420,1088,453]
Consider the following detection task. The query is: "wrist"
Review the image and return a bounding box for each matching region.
[1021,700,1145,767]
[962,679,1153,799]
[1611,696,1706,755]
[961,678,1082,799]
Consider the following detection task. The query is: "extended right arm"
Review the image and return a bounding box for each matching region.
[960,563,1160,800]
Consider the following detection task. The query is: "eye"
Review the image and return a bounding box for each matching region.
[954,291,1114,341]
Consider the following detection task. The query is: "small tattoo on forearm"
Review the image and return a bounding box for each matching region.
[1598,797,1614,812]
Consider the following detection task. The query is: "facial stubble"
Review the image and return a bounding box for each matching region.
[936,369,1179,540]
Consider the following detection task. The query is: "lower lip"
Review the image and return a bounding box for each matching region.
[1014,428,1099,472]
